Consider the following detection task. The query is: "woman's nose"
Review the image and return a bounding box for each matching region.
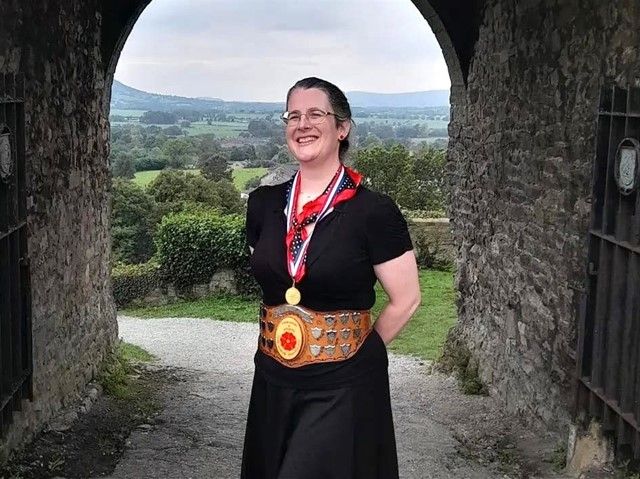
[297,113,312,128]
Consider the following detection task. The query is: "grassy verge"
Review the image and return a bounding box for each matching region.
[121,294,258,322]
[97,341,157,401]
[119,270,457,361]
[375,269,457,360]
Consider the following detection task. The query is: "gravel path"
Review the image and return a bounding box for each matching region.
[101,316,567,479]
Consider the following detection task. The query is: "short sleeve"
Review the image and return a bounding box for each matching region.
[365,194,413,265]
[246,187,264,248]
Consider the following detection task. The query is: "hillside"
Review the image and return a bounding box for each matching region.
[111,80,450,111]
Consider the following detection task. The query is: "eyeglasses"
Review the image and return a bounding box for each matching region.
[280,108,341,127]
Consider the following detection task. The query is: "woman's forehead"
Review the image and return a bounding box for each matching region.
[287,88,331,110]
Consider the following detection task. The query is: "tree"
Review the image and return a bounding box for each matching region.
[140,110,178,125]
[353,144,416,208]
[111,152,136,179]
[413,145,448,211]
[256,142,279,164]
[147,170,243,215]
[212,179,244,215]
[197,134,221,161]
[111,178,159,263]
[198,153,232,182]
[162,138,194,169]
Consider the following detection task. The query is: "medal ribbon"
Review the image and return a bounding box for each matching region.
[285,165,362,284]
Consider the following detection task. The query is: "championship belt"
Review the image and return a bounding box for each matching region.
[258,304,373,368]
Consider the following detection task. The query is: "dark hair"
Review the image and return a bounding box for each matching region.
[286,77,353,161]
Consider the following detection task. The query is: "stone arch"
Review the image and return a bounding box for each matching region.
[101,0,483,107]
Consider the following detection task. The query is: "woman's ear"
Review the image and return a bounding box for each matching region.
[338,120,351,140]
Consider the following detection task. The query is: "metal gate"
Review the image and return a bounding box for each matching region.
[576,84,640,458]
[0,73,33,435]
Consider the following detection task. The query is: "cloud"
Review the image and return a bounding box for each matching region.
[115,0,451,101]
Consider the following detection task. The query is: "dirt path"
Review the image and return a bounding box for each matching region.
[100,316,570,479]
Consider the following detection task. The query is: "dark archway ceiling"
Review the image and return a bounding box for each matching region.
[101,0,483,89]
[415,0,484,85]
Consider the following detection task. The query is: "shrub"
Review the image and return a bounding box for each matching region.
[111,179,160,264]
[147,170,243,215]
[155,212,248,288]
[408,220,454,271]
[112,261,161,307]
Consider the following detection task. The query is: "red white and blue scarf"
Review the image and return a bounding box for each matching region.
[284,165,362,284]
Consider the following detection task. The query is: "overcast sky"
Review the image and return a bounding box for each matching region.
[114,0,450,102]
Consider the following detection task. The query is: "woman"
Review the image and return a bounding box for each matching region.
[241,77,420,479]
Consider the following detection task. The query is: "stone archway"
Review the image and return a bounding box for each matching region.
[100,0,478,109]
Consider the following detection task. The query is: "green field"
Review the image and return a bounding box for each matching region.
[184,121,248,138]
[232,167,267,189]
[120,269,456,361]
[110,109,147,118]
[133,167,267,191]
[353,118,449,129]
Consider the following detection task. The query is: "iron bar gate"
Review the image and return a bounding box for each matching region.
[0,73,33,435]
[576,84,640,458]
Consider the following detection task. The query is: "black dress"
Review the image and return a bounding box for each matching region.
[241,179,413,479]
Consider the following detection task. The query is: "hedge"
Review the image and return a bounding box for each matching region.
[155,211,257,291]
[112,261,161,307]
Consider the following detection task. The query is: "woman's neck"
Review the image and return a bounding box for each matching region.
[298,157,342,194]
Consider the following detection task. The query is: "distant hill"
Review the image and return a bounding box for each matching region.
[111,80,449,111]
[346,90,449,108]
[111,80,225,111]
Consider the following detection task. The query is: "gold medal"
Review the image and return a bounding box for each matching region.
[285,286,301,305]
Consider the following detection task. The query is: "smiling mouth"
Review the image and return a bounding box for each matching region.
[297,136,318,145]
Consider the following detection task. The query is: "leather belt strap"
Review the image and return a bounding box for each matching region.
[258,303,373,368]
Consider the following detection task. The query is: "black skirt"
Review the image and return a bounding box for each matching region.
[241,329,399,479]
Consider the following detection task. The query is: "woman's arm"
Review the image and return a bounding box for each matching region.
[372,250,421,345]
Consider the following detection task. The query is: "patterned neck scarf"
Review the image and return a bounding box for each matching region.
[285,165,362,284]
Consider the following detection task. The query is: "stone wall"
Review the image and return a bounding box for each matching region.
[0,1,117,459]
[448,0,640,429]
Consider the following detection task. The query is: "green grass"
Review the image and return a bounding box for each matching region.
[97,341,156,400]
[233,167,267,190]
[119,342,156,362]
[121,294,259,322]
[184,121,248,138]
[110,109,147,118]
[132,167,266,191]
[376,269,456,360]
[120,270,456,361]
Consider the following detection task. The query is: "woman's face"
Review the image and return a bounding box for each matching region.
[285,88,349,165]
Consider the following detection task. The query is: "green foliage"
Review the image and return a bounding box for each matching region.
[135,148,167,171]
[155,212,248,288]
[213,179,245,214]
[353,143,448,211]
[146,170,243,215]
[162,138,195,168]
[438,327,488,395]
[140,110,178,125]
[111,152,136,179]
[198,153,232,181]
[244,175,262,191]
[97,340,156,401]
[408,221,453,271]
[413,145,448,211]
[111,261,161,307]
[549,443,566,473]
[354,144,416,207]
[111,179,160,263]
